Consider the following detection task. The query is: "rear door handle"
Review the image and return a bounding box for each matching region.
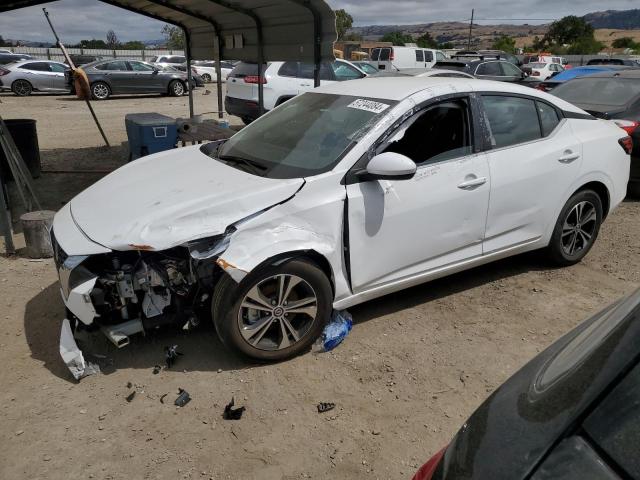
[559,151,580,163]
[457,176,487,189]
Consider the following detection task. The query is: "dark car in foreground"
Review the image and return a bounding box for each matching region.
[414,289,640,480]
[435,58,526,83]
[79,59,189,100]
[551,70,640,195]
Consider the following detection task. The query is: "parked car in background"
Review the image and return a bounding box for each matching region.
[0,53,32,65]
[0,59,70,96]
[452,50,520,66]
[534,65,635,92]
[351,61,379,75]
[552,70,640,195]
[225,59,366,123]
[159,64,204,88]
[68,54,104,67]
[435,59,526,83]
[376,68,475,79]
[192,60,235,82]
[521,62,564,80]
[413,289,640,480]
[523,53,567,66]
[0,48,13,54]
[370,46,447,71]
[52,77,630,363]
[148,55,186,69]
[80,59,189,100]
[587,58,640,67]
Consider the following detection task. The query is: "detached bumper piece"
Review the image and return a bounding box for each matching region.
[59,319,100,380]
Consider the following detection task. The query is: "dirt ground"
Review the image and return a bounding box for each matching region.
[1,90,639,480]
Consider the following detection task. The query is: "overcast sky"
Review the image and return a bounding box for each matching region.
[0,0,638,43]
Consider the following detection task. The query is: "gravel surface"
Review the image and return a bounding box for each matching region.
[0,92,638,480]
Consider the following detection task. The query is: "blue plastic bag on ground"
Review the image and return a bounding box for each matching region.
[313,310,353,353]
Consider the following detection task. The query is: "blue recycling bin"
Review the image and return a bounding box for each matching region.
[125,113,178,161]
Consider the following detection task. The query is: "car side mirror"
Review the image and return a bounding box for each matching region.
[152,68,159,74]
[359,152,417,181]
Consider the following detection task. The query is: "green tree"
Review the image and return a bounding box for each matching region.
[566,37,605,54]
[544,16,594,46]
[161,24,185,49]
[416,32,437,49]
[335,9,353,40]
[491,35,516,53]
[0,35,10,47]
[78,39,108,49]
[380,31,413,46]
[612,37,639,49]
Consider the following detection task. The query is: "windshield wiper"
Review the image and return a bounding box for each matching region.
[218,155,267,176]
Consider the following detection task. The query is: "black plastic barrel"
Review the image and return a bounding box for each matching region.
[0,119,41,180]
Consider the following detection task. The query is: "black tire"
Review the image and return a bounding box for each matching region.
[241,116,254,125]
[212,259,332,362]
[168,80,185,97]
[546,189,603,266]
[201,73,212,83]
[91,81,111,100]
[12,79,32,96]
[627,181,640,199]
[275,96,294,107]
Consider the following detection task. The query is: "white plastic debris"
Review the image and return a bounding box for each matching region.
[59,318,100,380]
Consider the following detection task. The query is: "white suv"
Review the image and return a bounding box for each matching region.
[225,59,367,123]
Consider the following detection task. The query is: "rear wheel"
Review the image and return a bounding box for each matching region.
[546,190,602,266]
[168,80,185,96]
[201,73,212,83]
[91,82,110,100]
[12,79,32,96]
[212,259,332,361]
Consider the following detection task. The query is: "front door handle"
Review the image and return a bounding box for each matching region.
[457,176,487,190]
[559,151,580,163]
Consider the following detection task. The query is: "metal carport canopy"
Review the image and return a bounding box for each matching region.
[0,0,337,63]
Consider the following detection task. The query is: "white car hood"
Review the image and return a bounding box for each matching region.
[69,146,304,251]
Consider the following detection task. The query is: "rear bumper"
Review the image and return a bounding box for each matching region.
[225,95,263,120]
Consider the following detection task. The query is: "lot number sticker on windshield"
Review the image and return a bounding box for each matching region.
[348,99,390,114]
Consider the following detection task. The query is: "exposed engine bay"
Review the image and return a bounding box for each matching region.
[69,247,219,347]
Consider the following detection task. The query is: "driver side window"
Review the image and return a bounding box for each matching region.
[380,98,474,166]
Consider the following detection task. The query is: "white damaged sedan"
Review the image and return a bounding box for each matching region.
[52,77,631,364]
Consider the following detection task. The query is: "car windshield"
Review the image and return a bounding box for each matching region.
[205,93,396,179]
[358,63,378,74]
[553,77,640,107]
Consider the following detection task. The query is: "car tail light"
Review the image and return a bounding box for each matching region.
[0,68,10,76]
[412,447,447,480]
[244,75,267,84]
[535,83,547,91]
[619,136,633,155]
[613,119,640,136]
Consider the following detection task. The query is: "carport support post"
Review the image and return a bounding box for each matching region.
[313,6,322,88]
[185,29,195,119]
[0,177,15,255]
[215,35,224,119]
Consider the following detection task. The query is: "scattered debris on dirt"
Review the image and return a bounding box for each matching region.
[165,345,183,368]
[152,364,161,375]
[223,397,245,420]
[317,402,336,413]
[159,393,168,404]
[174,388,191,407]
[125,391,136,403]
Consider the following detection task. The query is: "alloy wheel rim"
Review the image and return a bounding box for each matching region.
[561,200,597,256]
[15,80,30,95]
[93,84,108,99]
[237,274,318,351]
[174,82,184,95]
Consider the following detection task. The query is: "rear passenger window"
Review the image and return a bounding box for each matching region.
[537,102,560,136]
[416,50,424,62]
[476,62,502,76]
[482,96,542,148]
[425,51,434,62]
[278,62,298,77]
[379,48,391,61]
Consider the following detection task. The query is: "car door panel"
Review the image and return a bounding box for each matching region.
[346,95,490,292]
[482,96,582,253]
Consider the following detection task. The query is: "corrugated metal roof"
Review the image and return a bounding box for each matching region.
[0,0,337,62]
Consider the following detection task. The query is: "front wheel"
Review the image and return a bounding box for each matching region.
[212,259,332,361]
[168,80,185,96]
[201,73,212,83]
[546,190,603,266]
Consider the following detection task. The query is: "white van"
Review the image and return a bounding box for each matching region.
[370,46,447,71]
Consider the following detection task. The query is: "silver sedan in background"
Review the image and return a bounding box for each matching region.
[0,59,70,96]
